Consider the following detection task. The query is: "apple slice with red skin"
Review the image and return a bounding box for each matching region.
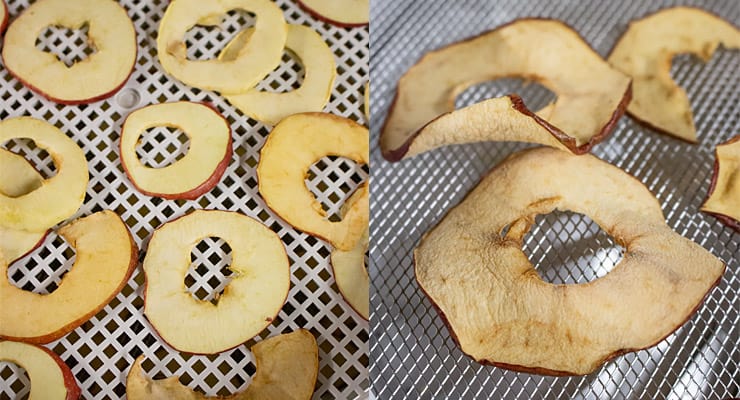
[608,7,740,142]
[0,0,8,34]
[297,0,368,27]
[701,135,740,231]
[0,341,80,400]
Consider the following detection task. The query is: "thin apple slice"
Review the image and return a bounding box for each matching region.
[158,0,286,94]
[380,18,632,161]
[297,0,368,27]
[219,24,336,126]
[701,135,740,231]
[0,0,8,34]
[258,113,369,251]
[0,211,138,344]
[608,7,740,142]
[2,0,136,104]
[119,102,232,200]
[143,210,289,354]
[415,147,725,375]
[0,341,80,400]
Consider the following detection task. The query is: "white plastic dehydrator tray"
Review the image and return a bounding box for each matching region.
[0,0,368,398]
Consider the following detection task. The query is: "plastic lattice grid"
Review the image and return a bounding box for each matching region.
[0,0,368,398]
[369,0,738,399]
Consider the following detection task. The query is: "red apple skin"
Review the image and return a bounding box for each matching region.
[6,230,50,266]
[296,0,368,28]
[35,344,82,400]
[701,135,740,232]
[0,1,9,34]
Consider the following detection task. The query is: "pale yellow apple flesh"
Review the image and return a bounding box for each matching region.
[143,210,289,354]
[330,190,369,319]
[701,135,740,231]
[220,25,336,126]
[608,7,740,142]
[297,0,369,27]
[257,113,369,251]
[415,147,725,375]
[0,341,80,400]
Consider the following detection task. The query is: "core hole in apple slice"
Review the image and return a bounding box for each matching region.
[185,237,234,306]
[455,78,557,115]
[305,156,369,223]
[135,126,190,169]
[2,138,57,180]
[185,9,256,61]
[7,231,76,294]
[35,23,96,68]
[255,49,306,94]
[0,360,30,398]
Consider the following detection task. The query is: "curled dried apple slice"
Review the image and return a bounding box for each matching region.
[119,102,232,200]
[0,341,80,400]
[2,0,136,104]
[220,24,336,126]
[381,19,632,161]
[701,135,740,231]
[415,147,725,375]
[158,0,286,94]
[608,7,740,142]
[330,190,369,319]
[257,113,369,251]
[297,0,368,27]
[0,211,138,344]
[143,210,289,354]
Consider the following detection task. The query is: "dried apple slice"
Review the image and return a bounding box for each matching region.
[257,113,369,251]
[143,210,289,354]
[297,0,369,27]
[2,0,136,104]
[0,341,80,400]
[380,18,632,161]
[0,211,138,344]
[158,0,286,94]
[415,147,725,375]
[219,24,336,126]
[701,135,740,231]
[608,7,740,142]
[0,0,8,34]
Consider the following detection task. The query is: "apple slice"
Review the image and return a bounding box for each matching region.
[2,0,136,104]
[126,329,318,400]
[380,18,632,161]
[297,0,368,27]
[257,113,369,251]
[701,135,740,231]
[0,211,138,344]
[119,102,232,200]
[415,147,725,375]
[608,7,740,142]
[143,210,289,354]
[0,341,80,400]
[220,24,336,126]
[158,0,286,94]
[0,0,8,34]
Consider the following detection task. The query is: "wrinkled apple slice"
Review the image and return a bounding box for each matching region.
[701,135,740,231]
[219,25,336,126]
[330,190,369,319]
[258,113,369,251]
[0,211,138,344]
[2,0,136,104]
[143,210,289,354]
[0,341,80,400]
[297,0,368,27]
[126,329,318,400]
[415,147,725,375]
[381,18,632,161]
[608,7,740,142]
[0,117,88,233]
[120,102,232,200]
[158,0,286,94]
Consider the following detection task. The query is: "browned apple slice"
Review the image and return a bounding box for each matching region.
[415,147,725,375]
[143,210,289,354]
[701,135,740,231]
[608,7,740,142]
[0,341,80,400]
[258,113,369,251]
[2,0,136,104]
[297,0,368,27]
[380,19,632,161]
[0,211,138,344]
[119,102,232,200]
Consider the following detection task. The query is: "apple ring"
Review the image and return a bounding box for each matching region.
[0,341,80,400]
[119,102,232,200]
[701,135,740,231]
[415,147,725,375]
[257,113,369,251]
[143,210,290,354]
[297,0,369,27]
[0,0,8,34]
[2,0,137,104]
[158,0,286,94]
[220,24,336,126]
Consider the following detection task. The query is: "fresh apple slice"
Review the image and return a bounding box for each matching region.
[701,135,740,231]
[380,18,632,161]
[0,341,80,400]
[0,117,88,233]
[158,0,286,94]
[297,0,368,27]
[0,211,138,344]
[608,7,740,142]
[257,113,369,251]
[2,0,136,104]
[119,102,232,200]
[219,24,336,126]
[415,147,725,375]
[143,210,289,354]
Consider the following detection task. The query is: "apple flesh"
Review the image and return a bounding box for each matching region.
[297,0,368,27]
[0,0,8,34]
[0,341,80,400]
[701,135,740,231]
